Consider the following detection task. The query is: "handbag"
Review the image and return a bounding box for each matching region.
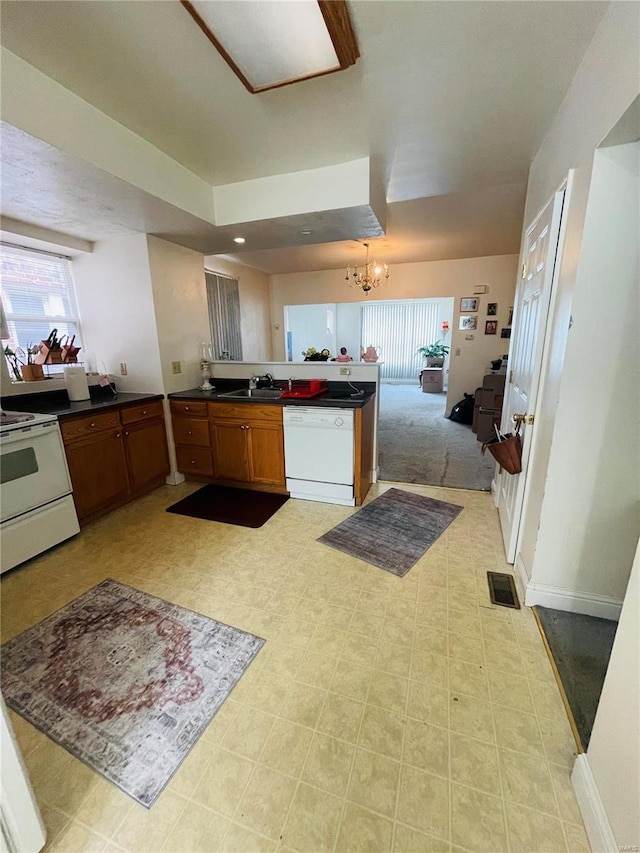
[481,421,523,475]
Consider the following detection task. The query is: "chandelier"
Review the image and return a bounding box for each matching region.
[345,242,389,294]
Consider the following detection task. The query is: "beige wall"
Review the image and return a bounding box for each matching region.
[270,254,518,414]
[147,236,208,395]
[72,234,164,394]
[583,538,640,848]
[205,256,272,362]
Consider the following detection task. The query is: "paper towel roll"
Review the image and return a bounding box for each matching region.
[64,366,90,401]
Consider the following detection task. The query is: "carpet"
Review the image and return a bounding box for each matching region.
[166,484,288,528]
[534,606,618,749]
[1,579,264,807]
[377,384,495,491]
[317,487,463,577]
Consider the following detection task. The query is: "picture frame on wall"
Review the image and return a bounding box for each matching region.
[487,303,498,316]
[485,320,498,335]
[459,315,477,330]
[507,307,514,326]
[501,327,511,339]
[460,297,479,312]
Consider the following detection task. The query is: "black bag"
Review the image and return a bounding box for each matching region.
[449,393,475,424]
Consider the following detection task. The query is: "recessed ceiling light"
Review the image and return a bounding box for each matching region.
[233,236,246,244]
[300,229,312,235]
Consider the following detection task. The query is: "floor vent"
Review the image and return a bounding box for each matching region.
[487,571,520,609]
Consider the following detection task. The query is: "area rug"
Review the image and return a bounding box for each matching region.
[1,579,265,807]
[166,484,288,528]
[317,487,463,577]
[534,606,618,750]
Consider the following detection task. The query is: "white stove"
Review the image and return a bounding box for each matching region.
[0,410,80,573]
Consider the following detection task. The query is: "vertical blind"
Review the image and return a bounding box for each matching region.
[361,301,439,380]
[205,272,243,360]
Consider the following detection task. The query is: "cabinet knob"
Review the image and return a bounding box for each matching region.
[125,431,129,436]
[185,406,190,411]
[191,459,196,465]
[116,432,121,438]
[142,409,147,415]
[90,422,96,428]
[187,430,192,435]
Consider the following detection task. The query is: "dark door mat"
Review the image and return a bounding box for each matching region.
[487,571,520,608]
[534,606,618,750]
[166,485,288,528]
[317,487,463,577]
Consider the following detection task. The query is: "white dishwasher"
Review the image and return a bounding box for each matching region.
[283,407,355,505]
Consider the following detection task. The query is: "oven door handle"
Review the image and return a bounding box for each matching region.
[0,423,59,446]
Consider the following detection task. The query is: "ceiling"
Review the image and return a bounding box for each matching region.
[0,0,608,272]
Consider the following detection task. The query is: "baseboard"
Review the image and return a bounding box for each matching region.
[524,583,622,620]
[165,471,186,486]
[571,755,617,853]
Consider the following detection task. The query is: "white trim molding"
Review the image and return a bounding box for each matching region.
[524,582,622,620]
[571,755,618,853]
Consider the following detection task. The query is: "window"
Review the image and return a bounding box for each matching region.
[361,300,440,380]
[205,271,243,360]
[1,244,82,375]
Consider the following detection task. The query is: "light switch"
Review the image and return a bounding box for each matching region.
[172,361,182,374]
[454,347,461,356]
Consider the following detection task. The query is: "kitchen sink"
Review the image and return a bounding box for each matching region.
[219,388,282,399]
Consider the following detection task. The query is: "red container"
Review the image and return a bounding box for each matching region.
[280,379,328,399]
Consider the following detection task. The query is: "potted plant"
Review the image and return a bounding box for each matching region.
[416,340,450,367]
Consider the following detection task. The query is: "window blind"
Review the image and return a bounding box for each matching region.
[0,244,82,363]
[205,272,243,360]
[361,300,440,380]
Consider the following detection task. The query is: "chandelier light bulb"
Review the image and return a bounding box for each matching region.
[345,242,390,295]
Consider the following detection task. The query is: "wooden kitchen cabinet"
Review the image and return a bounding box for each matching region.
[62,399,169,523]
[123,418,170,495]
[170,400,213,477]
[209,403,285,489]
[64,426,130,521]
[170,399,285,491]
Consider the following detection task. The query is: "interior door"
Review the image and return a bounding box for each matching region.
[498,189,565,562]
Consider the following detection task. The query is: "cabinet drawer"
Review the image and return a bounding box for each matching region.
[176,445,213,476]
[170,400,208,418]
[208,402,282,423]
[172,417,210,447]
[121,400,163,425]
[61,410,121,442]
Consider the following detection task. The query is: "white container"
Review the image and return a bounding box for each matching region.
[63,365,90,401]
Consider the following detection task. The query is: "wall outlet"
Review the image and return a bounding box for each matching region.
[119,362,127,375]
[172,361,182,374]
[340,367,351,375]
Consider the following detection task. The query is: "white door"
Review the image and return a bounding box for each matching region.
[498,190,565,562]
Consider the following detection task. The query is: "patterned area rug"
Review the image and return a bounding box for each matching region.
[318,487,463,577]
[1,579,264,807]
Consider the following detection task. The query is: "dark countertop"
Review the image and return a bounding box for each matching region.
[1,390,163,421]
[169,382,376,409]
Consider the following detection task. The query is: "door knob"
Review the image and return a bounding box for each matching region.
[513,413,535,426]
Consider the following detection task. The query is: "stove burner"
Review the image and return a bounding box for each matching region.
[0,411,37,426]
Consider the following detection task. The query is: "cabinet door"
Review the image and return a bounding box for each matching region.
[247,422,285,486]
[124,419,170,494]
[211,420,250,482]
[65,430,129,520]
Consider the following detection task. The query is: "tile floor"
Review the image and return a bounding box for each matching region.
[1,481,590,853]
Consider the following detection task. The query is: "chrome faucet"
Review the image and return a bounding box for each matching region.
[249,375,259,390]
